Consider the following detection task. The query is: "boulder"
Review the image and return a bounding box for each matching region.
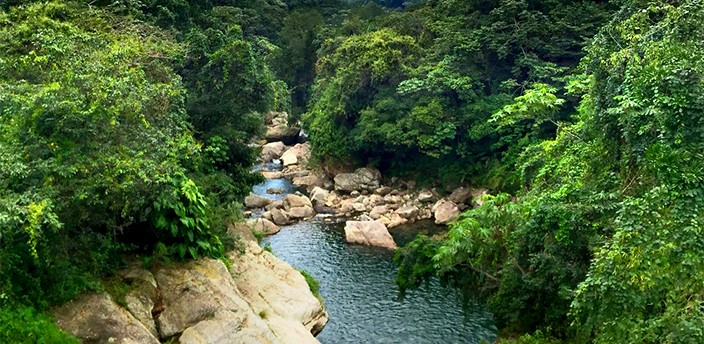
[245,194,273,209]
[266,125,300,145]
[375,186,392,196]
[54,293,160,344]
[154,259,250,338]
[271,208,292,226]
[334,168,382,193]
[395,206,419,220]
[281,143,311,167]
[283,170,310,179]
[260,141,287,162]
[352,202,366,213]
[246,218,281,236]
[179,310,279,344]
[261,171,284,179]
[448,187,473,204]
[434,200,461,224]
[281,151,298,167]
[119,267,159,337]
[309,187,330,207]
[380,213,408,228]
[284,194,313,210]
[344,220,397,249]
[229,237,328,340]
[287,206,315,220]
[267,188,285,195]
[417,189,436,203]
[369,205,388,220]
[266,200,284,211]
[368,194,384,206]
[293,175,324,191]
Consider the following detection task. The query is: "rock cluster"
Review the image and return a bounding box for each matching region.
[54,223,328,344]
[251,111,492,248]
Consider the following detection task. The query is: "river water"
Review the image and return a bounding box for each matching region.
[253,163,497,344]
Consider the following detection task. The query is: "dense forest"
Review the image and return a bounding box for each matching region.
[1,0,702,343]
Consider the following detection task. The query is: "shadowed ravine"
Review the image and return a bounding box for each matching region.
[253,164,497,344]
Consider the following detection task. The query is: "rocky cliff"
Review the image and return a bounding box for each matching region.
[54,223,328,344]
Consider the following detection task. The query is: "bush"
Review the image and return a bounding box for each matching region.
[0,305,78,343]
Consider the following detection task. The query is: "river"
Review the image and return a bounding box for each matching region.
[253,163,497,344]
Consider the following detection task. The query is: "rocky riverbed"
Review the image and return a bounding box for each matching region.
[247,112,490,249]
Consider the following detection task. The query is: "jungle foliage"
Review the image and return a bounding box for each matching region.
[1,0,702,343]
[0,0,282,321]
[303,0,616,189]
[394,0,704,342]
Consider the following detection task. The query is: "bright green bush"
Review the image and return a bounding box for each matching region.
[0,306,78,343]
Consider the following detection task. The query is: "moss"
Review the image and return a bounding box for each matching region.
[101,277,134,308]
[298,269,321,301]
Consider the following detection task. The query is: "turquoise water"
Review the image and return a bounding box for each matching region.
[254,166,497,343]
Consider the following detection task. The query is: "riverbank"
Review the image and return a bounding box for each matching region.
[52,224,328,343]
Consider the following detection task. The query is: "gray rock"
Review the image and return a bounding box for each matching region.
[334,168,382,193]
[281,143,311,167]
[375,186,392,196]
[54,293,159,344]
[179,310,279,344]
[449,187,473,204]
[417,189,436,203]
[265,200,284,211]
[119,267,159,337]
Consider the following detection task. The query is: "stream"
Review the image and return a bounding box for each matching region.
[253,163,497,344]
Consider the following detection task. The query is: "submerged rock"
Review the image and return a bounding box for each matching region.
[262,171,284,179]
[344,220,397,249]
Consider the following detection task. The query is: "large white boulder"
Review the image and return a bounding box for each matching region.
[344,220,397,249]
